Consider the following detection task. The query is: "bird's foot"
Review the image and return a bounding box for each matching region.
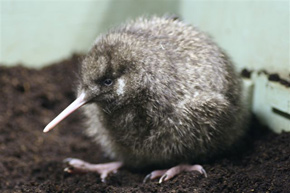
[63,158,123,182]
[143,164,207,183]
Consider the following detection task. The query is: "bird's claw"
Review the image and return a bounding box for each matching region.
[63,158,123,182]
[63,158,89,174]
[143,174,152,183]
[159,174,168,184]
[63,157,73,164]
[64,166,79,174]
[200,168,207,178]
[143,164,207,183]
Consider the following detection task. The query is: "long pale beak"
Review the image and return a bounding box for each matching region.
[43,92,87,133]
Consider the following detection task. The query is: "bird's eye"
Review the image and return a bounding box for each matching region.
[103,79,113,86]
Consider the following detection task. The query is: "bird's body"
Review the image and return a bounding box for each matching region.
[44,16,248,182]
[80,16,247,168]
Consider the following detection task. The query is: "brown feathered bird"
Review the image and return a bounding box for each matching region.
[44,16,248,183]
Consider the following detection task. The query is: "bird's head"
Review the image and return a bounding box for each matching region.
[43,33,148,132]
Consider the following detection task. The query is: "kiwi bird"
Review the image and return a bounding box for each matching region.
[43,16,248,183]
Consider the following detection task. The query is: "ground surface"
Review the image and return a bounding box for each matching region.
[0,55,289,193]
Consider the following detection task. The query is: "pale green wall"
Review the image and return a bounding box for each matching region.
[181,0,289,78]
[1,0,110,67]
[0,0,179,67]
[1,0,289,78]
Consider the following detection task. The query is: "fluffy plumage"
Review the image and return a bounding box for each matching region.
[79,16,248,169]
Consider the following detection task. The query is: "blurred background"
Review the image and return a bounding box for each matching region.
[1,0,289,132]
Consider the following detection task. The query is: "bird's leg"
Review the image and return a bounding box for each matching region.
[143,164,207,183]
[63,158,123,182]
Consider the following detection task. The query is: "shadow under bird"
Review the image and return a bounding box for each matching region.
[43,16,248,183]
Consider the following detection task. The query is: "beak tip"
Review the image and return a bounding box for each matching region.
[42,92,87,134]
[43,127,50,133]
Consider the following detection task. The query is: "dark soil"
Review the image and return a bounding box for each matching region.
[1,55,289,193]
